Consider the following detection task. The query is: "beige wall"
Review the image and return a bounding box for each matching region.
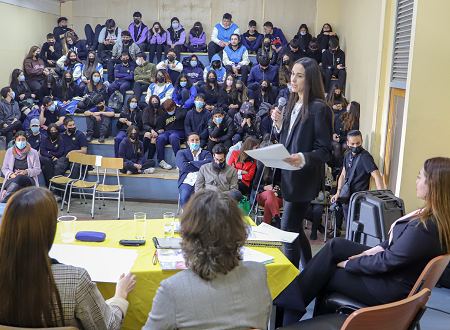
[0,2,59,87]
[62,0,318,44]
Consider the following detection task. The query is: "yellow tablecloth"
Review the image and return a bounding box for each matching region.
[54,219,299,330]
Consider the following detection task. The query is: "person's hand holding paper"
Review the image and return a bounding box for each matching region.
[245,144,301,171]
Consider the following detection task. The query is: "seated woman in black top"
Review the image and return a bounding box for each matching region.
[119,125,156,175]
[40,123,66,187]
[294,24,312,51]
[77,71,108,112]
[38,75,61,103]
[257,37,278,67]
[223,74,241,119]
[327,83,348,118]
[10,69,38,118]
[198,70,227,112]
[115,95,143,158]
[278,54,293,89]
[254,79,276,110]
[332,101,360,169]
[59,71,81,112]
[142,95,166,160]
[317,23,339,53]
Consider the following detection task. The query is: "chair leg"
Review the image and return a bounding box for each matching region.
[67,184,73,213]
[117,190,121,220]
[122,187,125,210]
[61,184,69,211]
[91,189,96,219]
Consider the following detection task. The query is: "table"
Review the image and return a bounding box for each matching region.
[54,219,299,330]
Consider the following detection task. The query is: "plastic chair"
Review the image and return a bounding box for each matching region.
[277,288,431,330]
[0,150,7,185]
[91,157,125,219]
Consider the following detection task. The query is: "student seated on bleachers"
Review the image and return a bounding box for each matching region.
[40,33,62,67]
[38,75,61,103]
[222,34,250,84]
[27,118,42,152]
[133,52,156,104]
[257,37,278,67]
[294,23,312,50]
[128,11,149,53]
[208,13,240,62]
[157,99,188,170]
[84,94,115,143]
[263,21,287,54]
[148,22,166,64]
[144,69,174,106]
[61,31,88,61]
[253,79,277,110]
[275,84,291,105]
[119,125,156,175]
[115,95,143,158]
[227,136,259,196]
[172,73,197,109]
[276,38,304,67]
[185,21,207,53]
[142,95,166,162]
[53,16,77,42]
[108,52,135,100]
[222,74,240,118]
[23,46,49,93]
[108,30,139,83]
[305,38,322,65]
[165,17,186,60]
[184,94,212,149]
[194,144,242,202]
[96,19,122,65]
[176,132,213,207]
[204,54,226,85]
[77,71,107,112]
[60,71,82,111]
[232,102,261,144]
[156,48,183,84]
[317,23,339,53]
[39,96,65,135]
[199,71,227,112]
[241,20,263,55]
[80,51,103,92]
[182,55,204,88]
[248,55,279,93]
[278,54,293,89]
[323,38,346,93]
[207,107,234,152]
[260,105,279,139]
[53,116,87,179]
[0,87,23,144]
[236,80,254,104]
[327,83,348,120]
[10,69,39,115]
[40,123,66,188]
[56,51,82,85]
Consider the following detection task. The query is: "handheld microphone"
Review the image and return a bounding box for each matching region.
[273,97,286,126]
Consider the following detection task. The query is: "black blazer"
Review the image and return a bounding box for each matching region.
[279,99,333,203]
[346,215,446,303]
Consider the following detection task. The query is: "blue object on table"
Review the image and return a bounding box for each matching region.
[75,231,106,242]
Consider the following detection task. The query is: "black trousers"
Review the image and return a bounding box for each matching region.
[335,202,349,229]
[86,116,112,138]
[121,159,156,174]
[225,65,250,84]
[97,43,114,65]
[0,120,23,144]
[238,180,250,196]
[148,44,164,64]
[207,42,224,62]
[325,69,347,93]
[40,156,56,187]
[281,200,312,269]
[133,82,150,104]
[84,24,103,50]
[107,58,123,83]
[54,156,82,178]
[186,44,207,53]
[207,138,232,153]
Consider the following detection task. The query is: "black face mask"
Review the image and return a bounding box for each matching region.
[67,127,76,134]
[349,146,363,154]
[151,102,160,109]
[70,59,76,63]
[130,132,138,140]
[50,132,59,140]
[212,63,220,69]
[88,57,95,63]
[331,49,337,54]
[261,85,269,92]
[122,59,129,65]
[61,25,67,29]
[96,105,104,111]
[236,86,243,92]
[107,29,115,34]
[214,161,226,171]
[157,76,165,83]
[154,27,159,33]
[334,93,341,99]
[167,55,175,62]
[123,40,130,45]
[48,42,55,46]
[263,42,270,48]
[282,60,290,65]
[194,26,200,31]
[134,19,140,25]
[208,77,216,84]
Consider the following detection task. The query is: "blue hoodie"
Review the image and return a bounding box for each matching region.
[204,54,226,83]
[248,64,279,87]
[265,27,287,49]
[172,84,197,109]
[184,107,212,140]
[118,137,144,165]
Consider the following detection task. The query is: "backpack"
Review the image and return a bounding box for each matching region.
[108,90,124,113]
[23,107,41,131]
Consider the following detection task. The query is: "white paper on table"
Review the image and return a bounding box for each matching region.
[241,246,275,263]
[245,144,300,171]
[49,245,138,283]
[247,225,283,242]
[252,223,299,243]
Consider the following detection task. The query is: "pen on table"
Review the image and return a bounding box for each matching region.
[152,249,158,265]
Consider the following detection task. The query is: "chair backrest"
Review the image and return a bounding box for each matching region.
[68,151,84,164]
[79,154,97,167]
[408,254,450,297]
[341,289,431,330]
[0,150,7,165]
[100,157,123,170]
[0,326,78,330]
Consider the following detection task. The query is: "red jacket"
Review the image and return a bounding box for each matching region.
[228,150,256,187]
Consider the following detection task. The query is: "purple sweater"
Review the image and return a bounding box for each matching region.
[1,146,41,191]
[166,25,186,45]
[149,33,167,45]
[189,32,206,46]
[128,22,149,44]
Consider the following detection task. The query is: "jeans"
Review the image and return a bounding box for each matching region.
[179,183,195,207]
[155,130,185,162]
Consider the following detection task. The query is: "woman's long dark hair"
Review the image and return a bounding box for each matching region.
[126,125,141,149]
[206,70,219,97]
[47,123,61,141]
[236,136,259,164]
[87,71,103,93]
[189,21,204,37]
[124,95,140,115]
[279,53,293,87]
[61,70,74,100]
[64,50,81,67]
[11,69,30,91]
[40,75,58,97]
[285,57,326,124]
[150,22,166,36]
[327,83,348,108]
[340,101,360,131]
[83,51,99,81]
[175,73,193,89]
[223,73,238,100]
[0,187,64,327]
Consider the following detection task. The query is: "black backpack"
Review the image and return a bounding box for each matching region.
[108,90,124,113]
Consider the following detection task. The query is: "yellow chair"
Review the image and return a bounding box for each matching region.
[0,150,7,185]
[91,157,125,219]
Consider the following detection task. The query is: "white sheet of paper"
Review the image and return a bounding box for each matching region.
[252,223,299,243]
[245,144,300,171]
[49,245,138,283]
[247,225,283,242]
[241,246,275,263]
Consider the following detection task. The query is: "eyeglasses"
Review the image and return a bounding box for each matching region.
[214,158,225,163]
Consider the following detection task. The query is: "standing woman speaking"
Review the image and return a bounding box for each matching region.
[272,57,333,269]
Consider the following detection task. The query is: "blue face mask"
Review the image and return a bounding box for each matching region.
[215,117,223,124]
[172,23,179,29]
[10,91,15,99]
[130,102,138,109]
[16,141,26,150]
[68,41,73,45]
[19,75,25,82]
[190,61,197,67]
[194,101,204,109]
[300,32,306,36]
[288,85,292,91]
[167,111,175,115]
[48,104,56,112]
[31,126,40,134]
[180,81,187,88]
[93,77,101,83]
[190,142,200,151]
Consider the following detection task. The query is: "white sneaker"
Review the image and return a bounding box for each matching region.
[159,160,172,170]
[126,170,132,175]
[144,167,155,174]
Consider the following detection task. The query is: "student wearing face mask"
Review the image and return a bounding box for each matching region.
[148,22,166,64]
[26,118,42,152]
[263,21,287,53]
[276,38,304,67]
[248,55,279,92]
[204,54,227,85]
[127,12,149,53]
[186,22,207,53]
[57,51,82,86]
[142,95,165,160]
[10,69,38,116]
[182,55,204,88]
[257,37,278,67]
[97,19,122,65]
[228,136,259,196]
[165,17,186,61]
[207,107,234,152]
[184,94,212,148]
[39,123,66,187]
[241,20,263,55]
[145,70,174,107]
[222,34,251,84]
[172,74,197,109]
[223,74,240,119]
[156,48,183,84]
[108,31,139,83]
[40,33,62,67]
[176,132,213,207]
[199,71,227,112]
[80,51,103,93]
[323,38,346,92]
[119,125,156,175]
[209,13,240,62]
[84,94,115,143]
[232,102,261,144]
[294,24,312,51]
[327,84,348,119]
[23,46,49,93]
[77,71,107,112]
[133,52,156,104]
[317,23,339,53]
[305,38,322,65]
[39,97,66,135]
[0,87,23,144]
[62,32,88,61]
[53,17,77,42]
[38,75,61,103]
[254,79,277,110]
[108,53,136,100]
[59,71,81,112]
[156,100,188,170]
[115,96,143,158]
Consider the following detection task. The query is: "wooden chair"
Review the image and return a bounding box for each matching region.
[278,288,431,330]
[91,157,125,219]
[0,150,7,185]
[66,154,100,213]
[0,326,78,330]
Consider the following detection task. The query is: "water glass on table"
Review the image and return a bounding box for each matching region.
[164,212,175,238]
[134,212,146,239]
[58,216,77,243]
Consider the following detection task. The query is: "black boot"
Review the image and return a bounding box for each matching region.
[271,214,281,229]
[1,182,21,203]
